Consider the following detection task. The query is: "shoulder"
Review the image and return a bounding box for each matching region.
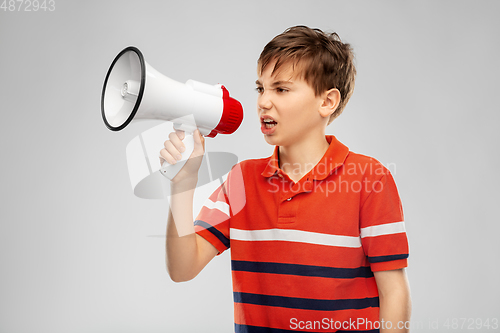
[346,151,383,166]
[223,157,270,199]
[343,151,392,179]
[233,156,272,174]
[346,151,390,170]
[221,156,272,189]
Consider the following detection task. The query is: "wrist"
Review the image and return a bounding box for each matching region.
[170,177,198,193]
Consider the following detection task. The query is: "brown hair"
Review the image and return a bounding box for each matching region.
[258,25,356,124]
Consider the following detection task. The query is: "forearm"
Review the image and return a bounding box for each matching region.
[379,288,412,332]
[374,268,412,332]
[165,179,201,282]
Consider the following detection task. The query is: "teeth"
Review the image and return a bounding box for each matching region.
[263,118,274,123]
[265,123,276,128]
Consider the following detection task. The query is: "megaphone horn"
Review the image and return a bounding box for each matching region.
[101,46,244,180]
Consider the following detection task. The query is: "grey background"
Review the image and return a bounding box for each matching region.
[1,0,499,332]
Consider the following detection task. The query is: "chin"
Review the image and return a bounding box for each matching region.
[262,134,280,146]
[263,135,275,145]
[264,134,289,148]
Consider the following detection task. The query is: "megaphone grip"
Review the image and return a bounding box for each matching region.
[160,133,195,180]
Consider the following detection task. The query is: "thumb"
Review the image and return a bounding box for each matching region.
[192,129,205,155]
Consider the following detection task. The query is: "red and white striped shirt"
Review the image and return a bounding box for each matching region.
[195,135,409,332]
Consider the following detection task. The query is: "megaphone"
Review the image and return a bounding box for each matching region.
[101,46,244,179]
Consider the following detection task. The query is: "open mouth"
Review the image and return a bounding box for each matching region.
[262,118,277,128]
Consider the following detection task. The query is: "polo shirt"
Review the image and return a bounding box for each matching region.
[194,135,409,333]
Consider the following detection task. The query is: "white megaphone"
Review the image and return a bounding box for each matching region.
[101,46,244,180]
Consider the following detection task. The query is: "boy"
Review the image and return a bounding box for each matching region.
[161,26,411,332]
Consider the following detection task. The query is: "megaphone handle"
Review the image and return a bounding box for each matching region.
[160,132,195,180]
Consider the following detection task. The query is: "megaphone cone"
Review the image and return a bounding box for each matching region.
[101,46,243,136]
[101,46,244,181]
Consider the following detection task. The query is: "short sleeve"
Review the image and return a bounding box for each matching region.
[359,169,409,272]
[194,163,246,255]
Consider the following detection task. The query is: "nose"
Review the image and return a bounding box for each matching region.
[257,90,272,111]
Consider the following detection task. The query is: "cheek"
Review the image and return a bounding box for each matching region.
[289,100,312,119]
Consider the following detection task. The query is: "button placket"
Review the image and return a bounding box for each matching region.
[275,173,298,225]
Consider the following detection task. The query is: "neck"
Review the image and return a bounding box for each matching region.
[278,133,330,182]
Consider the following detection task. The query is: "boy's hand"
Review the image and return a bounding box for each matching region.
[159,129,205,183]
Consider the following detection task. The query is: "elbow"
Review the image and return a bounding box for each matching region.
[169,273,193,283]
[166,266,197,283]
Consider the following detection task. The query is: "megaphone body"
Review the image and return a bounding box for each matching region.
[101,46,243,179]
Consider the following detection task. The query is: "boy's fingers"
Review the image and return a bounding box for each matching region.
[160,130,205,180]
[159,148,177,165]
[163,139,183,161]
[175,129,185,140]
[168,131,185,153]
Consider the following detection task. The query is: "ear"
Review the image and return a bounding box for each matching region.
[319,88,341,118]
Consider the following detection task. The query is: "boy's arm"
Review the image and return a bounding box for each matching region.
[162,130,218,282]
[373,268,412,332]
[166,179,218,282]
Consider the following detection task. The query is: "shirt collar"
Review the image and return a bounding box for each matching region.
[261,135,350,180]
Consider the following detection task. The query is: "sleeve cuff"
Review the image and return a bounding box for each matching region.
[370,258,408,272]
[195,228,229,255]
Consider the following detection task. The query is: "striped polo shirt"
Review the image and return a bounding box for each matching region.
[194,135,409,333]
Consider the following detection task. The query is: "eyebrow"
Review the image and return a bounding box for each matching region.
[255,80,293,87]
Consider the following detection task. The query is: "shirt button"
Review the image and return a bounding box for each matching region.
[287,197,292,201]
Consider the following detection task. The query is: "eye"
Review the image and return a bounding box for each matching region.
[255,86,264,94]
[276,87,288,93]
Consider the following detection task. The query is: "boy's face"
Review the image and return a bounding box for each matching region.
[256,61,326,148]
